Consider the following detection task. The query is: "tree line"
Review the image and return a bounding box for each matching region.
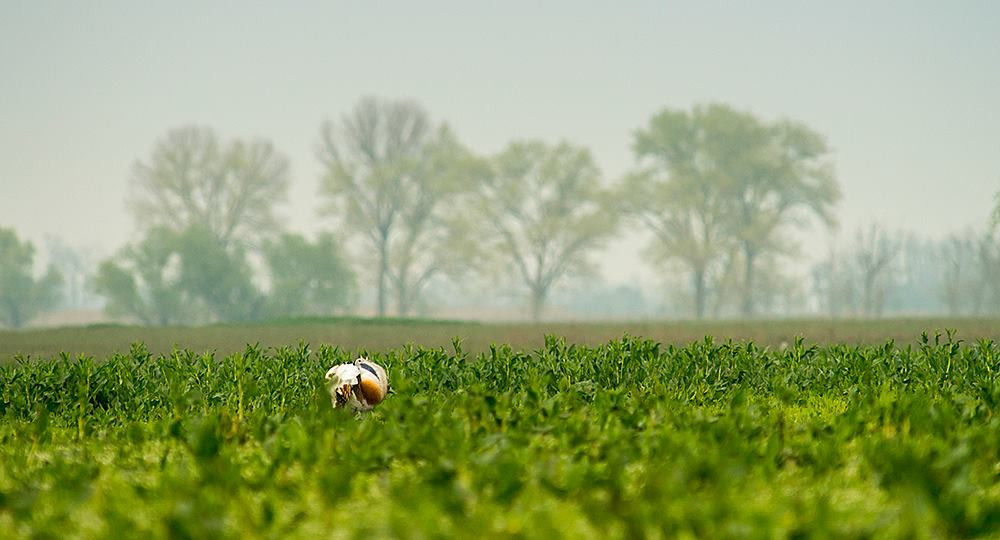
[1,97,997,327]
[812,222,1000,318]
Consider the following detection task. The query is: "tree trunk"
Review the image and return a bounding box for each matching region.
[530,287,546,322]
[692,267,706,319]
[396,279,410,317]
[376,233,389,317]
[740,248,756,317]
[9,304,23,328]
[861,273,874,317]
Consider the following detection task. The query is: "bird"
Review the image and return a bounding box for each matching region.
[325,357,390,412]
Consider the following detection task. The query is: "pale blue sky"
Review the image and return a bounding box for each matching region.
[2,1,998,284]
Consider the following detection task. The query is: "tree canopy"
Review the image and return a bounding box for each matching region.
[261,232,356,318]
[0,227,63,328]
[476,140,618,321]
[94,225,357,325]
[624,106,734,318]
[127,126,290,249]
[626,104,840,317]
[94,226,212,326]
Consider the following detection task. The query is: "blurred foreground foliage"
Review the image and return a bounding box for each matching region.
[3,333,1000,537]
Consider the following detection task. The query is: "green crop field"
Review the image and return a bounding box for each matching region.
[3,322,1000,537]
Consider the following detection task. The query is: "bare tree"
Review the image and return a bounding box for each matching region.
[941,231,979,315]
[127,126,290,249]
[45,236,83,309]
[976,230,1000,314]
[853,223,899,318]
[319,97,466,317]
[812,242,858,318]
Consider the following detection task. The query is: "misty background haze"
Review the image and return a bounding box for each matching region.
[2,1,999,325]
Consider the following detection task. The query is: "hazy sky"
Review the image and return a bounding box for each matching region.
[2,1,998,285]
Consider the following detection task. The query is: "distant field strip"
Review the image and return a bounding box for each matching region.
[3,317,1000,362]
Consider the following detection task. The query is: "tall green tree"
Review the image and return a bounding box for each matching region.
[626,104,839,318]
[477,140,617,321]
[319,97,476,317]
[723,116,840,316]
[127,126,290,249]
[93,227,193,326]
[386,126,486,316]
[624,106,735,319]
[173,225,263,322]
[261,232,356,317]
[0,227,62,328]
[93,225,262,325]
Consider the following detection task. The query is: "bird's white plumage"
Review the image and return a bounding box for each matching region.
[325,357,389,412]
[325,363,362,385]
